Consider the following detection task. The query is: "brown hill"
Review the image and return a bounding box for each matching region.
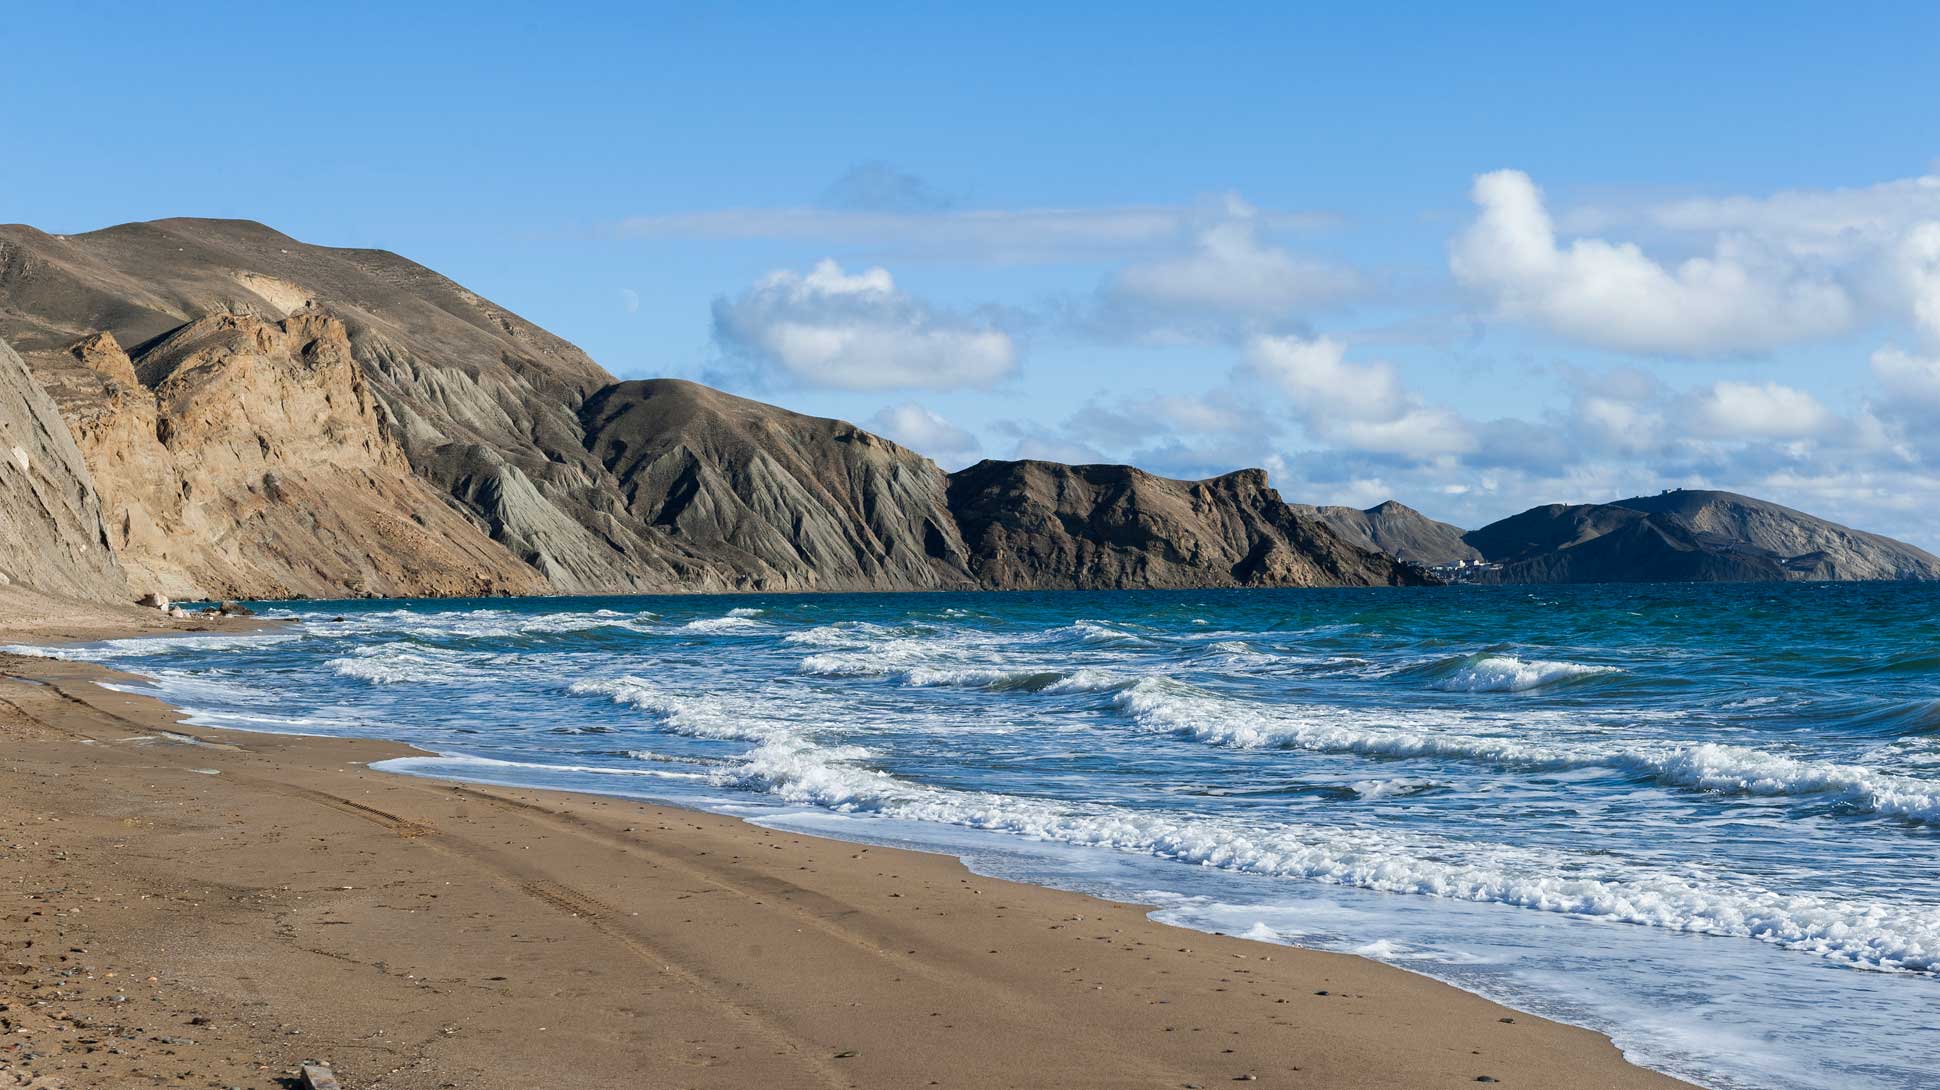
[948,461,1429,590]
[1459,490,1940,584]
[2,217,1422,598]
[1291,499,1480,566]
[578,380,973,591]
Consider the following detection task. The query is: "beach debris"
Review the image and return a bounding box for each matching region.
[833,1049,858,1059]
[300,1062,342,1089]
[214,600,255,617]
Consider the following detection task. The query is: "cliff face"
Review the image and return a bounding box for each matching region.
[579,380,973,591]
[1291,500,1480,567]
[0,337,127,601]
[47,314,545,600]
[0,219,633,593]
[947,461,1429,590]
[2,217,1427,599]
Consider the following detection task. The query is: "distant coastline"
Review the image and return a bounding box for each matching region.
[5,219,1936,616]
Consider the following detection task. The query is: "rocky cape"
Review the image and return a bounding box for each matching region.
[0,218,1425,601]
[1302,493,1940,583]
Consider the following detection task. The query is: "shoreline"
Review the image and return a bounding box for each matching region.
[0,616,1695,1090]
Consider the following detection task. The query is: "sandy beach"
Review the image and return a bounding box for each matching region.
[0,597,1691,1090]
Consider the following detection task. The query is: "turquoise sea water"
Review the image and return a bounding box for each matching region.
[17,583,1940,1089]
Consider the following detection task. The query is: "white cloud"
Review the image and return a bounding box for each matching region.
[1690,381,1832,439]
[1247,334,1404,420]
[865,403,983,468]
[712,259,1016,391]
[1576,395,1665,453]
[1902,222,1940,340]
[1108,197,1358,317]
[1325,408,1475,460]
[1451,169,1854,355]
[1592,173,1940,261]
[1245,334,1473,457]
[1862,343,1940,407]
[619,287,640,314]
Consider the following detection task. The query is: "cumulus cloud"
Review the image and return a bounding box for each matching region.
[1107,197,1359,319]
[1451,169,1854,355]
[1902,222,1940,339]
[1873,345,1940,411]
[1690,381,1833,439]
[865,403,983,468]
[711,259,1016,391]
[1246,334,1473,457]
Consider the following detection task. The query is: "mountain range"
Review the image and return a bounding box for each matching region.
[2,217,1934,603]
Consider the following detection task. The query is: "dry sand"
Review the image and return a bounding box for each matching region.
[0,596,1694,1090]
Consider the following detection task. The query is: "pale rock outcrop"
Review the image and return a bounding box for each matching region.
[1,218,631,593]
[52,317,545,599]
[0,337,127,601]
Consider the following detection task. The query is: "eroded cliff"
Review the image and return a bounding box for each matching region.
[0,337,126,601]
[45,316,544,599]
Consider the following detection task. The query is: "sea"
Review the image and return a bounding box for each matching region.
[14,582,1940,1090]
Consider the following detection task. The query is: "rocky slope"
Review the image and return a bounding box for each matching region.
[579,380,974,591]
[0,337,127,601]
[1458,490,1940,584]
[0,218,633,594]
[24,218,1923,598]
[56,314,546,599]
[1291,500,1480,567]
[2,217,1423,599]
[1609,491,1940,580]
[948,461,1429,589]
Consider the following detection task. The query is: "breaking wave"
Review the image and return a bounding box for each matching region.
[1112,677,1940,823]
[602,686,1938,974]
[1428,653,1620,692]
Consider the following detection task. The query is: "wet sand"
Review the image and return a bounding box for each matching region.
[0,603,1693,1089]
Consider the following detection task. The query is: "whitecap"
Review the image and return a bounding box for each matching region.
[1111,678,1940,823]
[678,615,768,634]
[1432,654,1619,693]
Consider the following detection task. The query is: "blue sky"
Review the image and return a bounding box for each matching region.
[8,3,1940,541]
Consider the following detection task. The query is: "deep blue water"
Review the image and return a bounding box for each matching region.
[17,583,1940,1089]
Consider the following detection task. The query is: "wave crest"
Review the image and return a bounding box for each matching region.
[1429,654,1619,693]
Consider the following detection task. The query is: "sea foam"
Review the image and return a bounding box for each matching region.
[1430,654,1620,692]
[1112,677,1940,823]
